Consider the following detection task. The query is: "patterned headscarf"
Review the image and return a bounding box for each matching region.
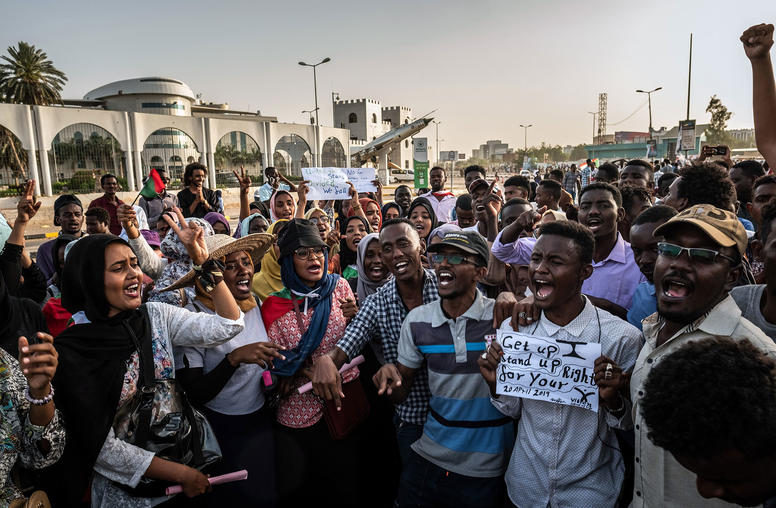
[148,217,214,306]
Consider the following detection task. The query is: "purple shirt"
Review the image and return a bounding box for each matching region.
[492,231,645,310]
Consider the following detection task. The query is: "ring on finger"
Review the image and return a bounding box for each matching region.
[519,312,526,319]
[604,363,613,380]
[481,352,488,359]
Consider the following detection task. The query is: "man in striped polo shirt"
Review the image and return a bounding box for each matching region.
[373,230,513,508]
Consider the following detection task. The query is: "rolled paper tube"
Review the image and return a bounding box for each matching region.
[165,470,248,496]
[297,355,365,394]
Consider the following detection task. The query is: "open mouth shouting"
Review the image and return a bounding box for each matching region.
[438,269,455,289]
[124,282,140,300]
[369,264,386,279]
[660,275,694,301]
[585,216,603,232]
[235,278,251,292]
[393,259,410,276]
[533,278,554,300]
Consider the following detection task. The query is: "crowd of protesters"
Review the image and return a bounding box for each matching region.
[3,21,776,508]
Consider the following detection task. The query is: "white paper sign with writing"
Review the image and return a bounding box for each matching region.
[301,167,377,201]
[495,330,601,412]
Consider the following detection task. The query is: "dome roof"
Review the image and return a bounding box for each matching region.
[84,77,196,101]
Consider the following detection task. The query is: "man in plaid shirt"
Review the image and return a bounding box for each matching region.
[312,218,439,465]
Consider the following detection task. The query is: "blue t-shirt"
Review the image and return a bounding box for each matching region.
[627,282,656,331]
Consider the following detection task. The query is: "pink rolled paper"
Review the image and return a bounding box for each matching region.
[297,355,365,394]
[165,469,248,496]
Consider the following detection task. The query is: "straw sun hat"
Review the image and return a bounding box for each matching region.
[162,232,274,292]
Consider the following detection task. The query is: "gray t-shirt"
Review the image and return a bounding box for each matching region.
[731,284,776,342]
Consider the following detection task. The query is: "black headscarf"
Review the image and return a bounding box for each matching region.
[52,234,151,505]
[339,215,370,269]
[407,197,439,241]
[381,202,403,220]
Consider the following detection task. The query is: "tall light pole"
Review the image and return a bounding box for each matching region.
[299,57,331,166]
[636,87,662,135]
[588,111,598,143]
[432,120,441,165]
[519,124,532,165]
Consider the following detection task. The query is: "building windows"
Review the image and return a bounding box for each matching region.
[405,160,409,169]
[141,102,186,111]
[405,140,409,148]
[372,113,377,124]
[348,113,357,123]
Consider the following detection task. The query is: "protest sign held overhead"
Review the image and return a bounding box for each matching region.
[495,330,601,412]
[301,167,377,200]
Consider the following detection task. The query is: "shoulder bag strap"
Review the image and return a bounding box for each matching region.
[122,305,156,446]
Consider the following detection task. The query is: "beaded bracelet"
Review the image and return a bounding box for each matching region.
[25,384,54,406]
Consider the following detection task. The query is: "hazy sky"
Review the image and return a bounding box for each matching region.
[2,0,774,155]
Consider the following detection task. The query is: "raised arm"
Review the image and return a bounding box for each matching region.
[742,23,776,168]
[233,167,251,223]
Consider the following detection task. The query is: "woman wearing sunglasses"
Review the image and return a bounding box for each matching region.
[260,219,363,508]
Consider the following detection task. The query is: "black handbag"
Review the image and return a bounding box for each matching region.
[112,307,222,497]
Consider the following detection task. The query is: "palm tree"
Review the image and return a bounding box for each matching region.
[0,42,67,182]
[0,42,67,105]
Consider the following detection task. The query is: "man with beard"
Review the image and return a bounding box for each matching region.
[372,231,513,508]
[608,204,776,507]
[627,205,677,330]
[420,167,456,222]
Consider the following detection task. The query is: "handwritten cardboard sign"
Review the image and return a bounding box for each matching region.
[302,167,377,200]
[495,330,601,412]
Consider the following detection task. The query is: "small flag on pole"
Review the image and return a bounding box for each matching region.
[140,169,165,199]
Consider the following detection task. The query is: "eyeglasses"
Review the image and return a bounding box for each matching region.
[430,253,477,266]
[293,246,326,259]
[657,242,738,265]
[309,216,330,225]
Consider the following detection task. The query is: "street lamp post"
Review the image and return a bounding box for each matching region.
[588,111,598,143]
[432,120,441,165]
[519,124,532,167]
[636,87,662,135]
[299,57,331,166]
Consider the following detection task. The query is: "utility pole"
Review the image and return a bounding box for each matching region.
[519,124,532,167]
[298,57,331,166]
[432,120,441,165]
[686,34,693,120]
[588,112,598,143]
[636,87,662,134]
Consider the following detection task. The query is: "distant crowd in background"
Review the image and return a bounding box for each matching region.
[3,21,776,508]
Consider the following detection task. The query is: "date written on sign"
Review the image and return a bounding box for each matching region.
[495,330,601,412]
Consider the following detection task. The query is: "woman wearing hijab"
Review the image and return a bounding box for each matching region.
[168,233,279,507]
[381,202,402,222]
[252,219,288,302]
[407,197,438,244]
[350,232,391,304]
[348,197,381,232]
[203,211,230,236]
[235,213,269,238]
[333,216,368,281]
[260,219,363,508]
[269,190,297,222]
[305,207,339,273]
[52,210,245,507]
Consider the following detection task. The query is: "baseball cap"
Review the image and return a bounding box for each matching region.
[427,230,490,266]
[54,194,82,215]
[468,178,489,193]
[653,204,748,256]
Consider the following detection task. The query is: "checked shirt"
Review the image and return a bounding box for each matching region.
[337,268,438,425]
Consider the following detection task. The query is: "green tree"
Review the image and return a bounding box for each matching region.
[569,144,588,160]
[704,95,733,145]
[0,42,67,182]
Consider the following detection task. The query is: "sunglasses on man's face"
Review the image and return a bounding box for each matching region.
[657,242,738,265]
[430,253,477,266]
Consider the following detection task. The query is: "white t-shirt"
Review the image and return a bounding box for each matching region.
[175,304,268,415]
